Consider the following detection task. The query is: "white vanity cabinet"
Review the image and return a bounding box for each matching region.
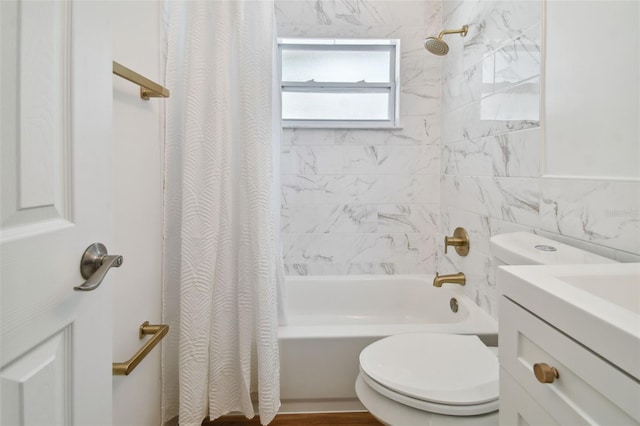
[498,295,640,425]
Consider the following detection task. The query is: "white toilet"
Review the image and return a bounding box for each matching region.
[355,232,615,426]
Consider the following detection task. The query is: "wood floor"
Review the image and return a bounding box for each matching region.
[204,412,383,425]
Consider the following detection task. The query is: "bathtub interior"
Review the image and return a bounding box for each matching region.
[284,275,471,325]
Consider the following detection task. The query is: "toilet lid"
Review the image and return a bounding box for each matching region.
[359,333,499,407]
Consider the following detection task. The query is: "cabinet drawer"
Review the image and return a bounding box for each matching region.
[499,296,640,425]
[500,367,559,426]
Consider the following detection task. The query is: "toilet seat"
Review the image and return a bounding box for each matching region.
[359,368,499,416]
[359,333,499,416]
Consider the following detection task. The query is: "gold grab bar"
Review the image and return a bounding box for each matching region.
[112,61,170,100]
[113,321,169,376]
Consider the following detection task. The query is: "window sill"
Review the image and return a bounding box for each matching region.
[282,122,403,130]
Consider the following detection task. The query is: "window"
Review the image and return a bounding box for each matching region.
[278,38,400,128]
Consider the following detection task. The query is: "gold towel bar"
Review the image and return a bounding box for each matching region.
[112,61,170,100]
[113,321,169,376]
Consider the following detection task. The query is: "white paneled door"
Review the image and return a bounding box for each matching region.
[1,1,113,424]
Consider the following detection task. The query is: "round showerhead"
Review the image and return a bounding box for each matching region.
[424,25,468,56]
[424,37,449,56]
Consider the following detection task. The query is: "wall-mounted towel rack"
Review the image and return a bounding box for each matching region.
[113,321,169,376]
[112,61,170,100]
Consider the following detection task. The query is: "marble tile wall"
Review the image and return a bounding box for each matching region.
[439,0,640,318]
[276,1,443,275]
[274,0,639,296]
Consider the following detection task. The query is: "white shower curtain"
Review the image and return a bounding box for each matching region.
[161,1,282,425]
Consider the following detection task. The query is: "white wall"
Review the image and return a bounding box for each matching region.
[112,2,164,425]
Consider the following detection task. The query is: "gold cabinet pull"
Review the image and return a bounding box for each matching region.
[113,322,169,376]
[533,363,559,384]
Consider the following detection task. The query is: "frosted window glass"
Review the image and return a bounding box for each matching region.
[282,49,391,83]
[282,92,389,120]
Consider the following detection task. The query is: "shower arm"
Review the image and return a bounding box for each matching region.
[437,25,468,39]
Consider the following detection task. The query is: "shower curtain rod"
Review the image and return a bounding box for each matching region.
[112,61,170,100]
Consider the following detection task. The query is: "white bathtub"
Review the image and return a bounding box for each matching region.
[278,275,498,413]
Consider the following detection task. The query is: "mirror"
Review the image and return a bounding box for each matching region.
[544,1,639,179]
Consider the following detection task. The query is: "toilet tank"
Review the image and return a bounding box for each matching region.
[490,232,616,266]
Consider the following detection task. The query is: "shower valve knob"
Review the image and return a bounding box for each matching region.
[444,227,470,256]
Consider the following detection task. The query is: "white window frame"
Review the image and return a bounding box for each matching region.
[278,38,401,129]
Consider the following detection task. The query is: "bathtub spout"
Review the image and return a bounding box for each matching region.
[433,272,466,287]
